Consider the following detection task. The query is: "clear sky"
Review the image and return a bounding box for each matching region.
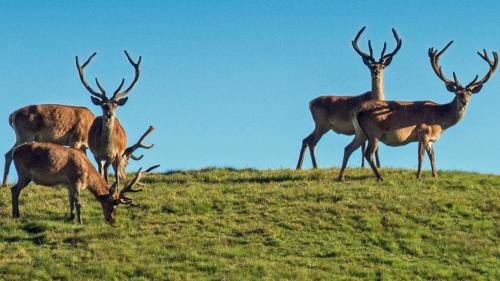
[1,0,500,174]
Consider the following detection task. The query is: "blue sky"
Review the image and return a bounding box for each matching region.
[1,1,500,174]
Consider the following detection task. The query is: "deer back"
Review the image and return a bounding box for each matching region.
[10,104,95,146]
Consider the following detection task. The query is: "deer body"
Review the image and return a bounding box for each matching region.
[296,27,400,169]
[11,142,157,224]
[12,142,117,223]
[338,41,498,181]
[76,50,142,182]
[3,104,95,186]
[88,116,127,181]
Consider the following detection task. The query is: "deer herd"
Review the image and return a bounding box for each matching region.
[297,27,498,181]
[3,50,159,224]
[1,27,498,224]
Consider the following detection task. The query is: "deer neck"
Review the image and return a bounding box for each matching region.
[87,172,112,198]
[370,74,384,100]
[101,116,116,151]
[439,96,468,130]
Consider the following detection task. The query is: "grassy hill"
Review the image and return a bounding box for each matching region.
[0,168,498,280]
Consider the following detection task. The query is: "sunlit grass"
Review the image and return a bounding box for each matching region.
[0,168,498,280]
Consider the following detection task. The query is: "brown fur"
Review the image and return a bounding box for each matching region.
[11,142,118,224]
[296,27,402,170]
[3,104,95,186]
[338,43,497,181]
[75,50,141,183]
[88,116,127,182]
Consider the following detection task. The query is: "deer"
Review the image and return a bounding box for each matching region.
[338,41,498,181]
[3,104,95,186]
[10,142,158,224]
[296,26,402,170]
[76,50,142,183]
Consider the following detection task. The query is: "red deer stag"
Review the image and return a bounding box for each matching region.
[11,142,158,224]
[3,105,95,186]
[338,41,497,181]
[296,26,402,170]
[76,50,142,182]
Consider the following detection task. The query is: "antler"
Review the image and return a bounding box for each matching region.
[111,50,142,101]
[466,49,498,90]
[75,52,107,100]
[118,165,160,205]
[428,41,458,90]
[124,126,155,160]
[379,28,402,65]
[352,26,376,64]
[352,27,402,66]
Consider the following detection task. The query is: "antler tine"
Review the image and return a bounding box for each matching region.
[130,154,144,161]
[381,28,402,61]
[452,72,462,88]
[352,26,376,63]
[119,164,160,205]
[95,78,106,96]
[124,126,155,158]
[428,41,455,84]
[379,42,387,60]
[75,52,106,99]
[111,50,142,101]
[469,50,499,89]
[113,78,125,96]
[368,40,374,59]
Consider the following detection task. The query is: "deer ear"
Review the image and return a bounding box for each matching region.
[445,82,456,93]
[91,96,101,105]
[115,97,128,106]
[470,85,483,94]
[383,56,393,66]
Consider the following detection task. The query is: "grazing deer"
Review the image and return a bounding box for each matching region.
[338,41,498,181]
[3,104,95,186]
[11,142,158,224]
[296,26,402,170]
[76,50,142,182]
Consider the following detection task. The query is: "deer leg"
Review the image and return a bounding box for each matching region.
[3,143,18,187]
[364,138,383,181]
[360,142,366,168]
[296,133,311,170]
[375,147,381,168]
[308,127,329,169]
[68,189,76,221]
[425,143,438,178]
[103,161,111,183]
[416,141,425,180]
[338,135,365,181]
[11,177,31,218]
[71,187,83,224]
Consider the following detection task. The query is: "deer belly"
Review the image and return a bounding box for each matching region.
[380,128,418,146]
[329,121,355,135]
[30,171,67,186]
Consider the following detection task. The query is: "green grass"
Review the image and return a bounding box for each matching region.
[0,168,499,280]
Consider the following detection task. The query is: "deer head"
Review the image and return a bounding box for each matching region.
[118,126,155,179]
[100,165,159,224]
[76,51,142,122]
[352,26,402,79]
[429,41,498,109]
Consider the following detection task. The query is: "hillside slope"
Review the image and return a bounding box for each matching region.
[0,168,498,280]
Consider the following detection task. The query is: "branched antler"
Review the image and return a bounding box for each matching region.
[75,52,107,99]
[124,126,155,161]
[118,165,160,206]
[111,50,142,101]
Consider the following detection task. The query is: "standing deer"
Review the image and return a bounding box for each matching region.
[3,104,95,186]
[76,50,142,182]
[296,26,402,170]
[338,41,498,181]
[11,142,158,224]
